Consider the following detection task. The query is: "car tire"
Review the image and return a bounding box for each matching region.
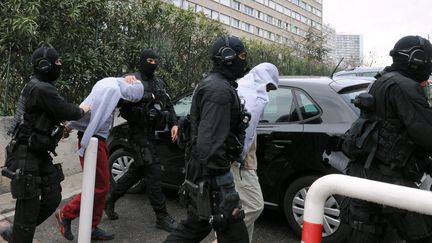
[283,175,350,243]
[109,148,146,194]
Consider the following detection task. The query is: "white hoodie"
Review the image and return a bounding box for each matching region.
[68,77,144,156]
[237,63,279,164]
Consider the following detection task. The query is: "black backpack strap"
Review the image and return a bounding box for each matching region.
[364,131,378,169]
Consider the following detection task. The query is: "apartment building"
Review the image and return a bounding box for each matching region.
[322,24,337,64]
[167,0,323,47]
[335,34,363,68]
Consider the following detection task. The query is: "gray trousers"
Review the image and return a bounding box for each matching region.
[232,164,264,243]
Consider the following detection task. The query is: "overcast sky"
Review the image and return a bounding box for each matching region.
[323,0,432,66]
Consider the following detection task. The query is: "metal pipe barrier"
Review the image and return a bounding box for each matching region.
[77,137,98,243]
[301,174,432,243]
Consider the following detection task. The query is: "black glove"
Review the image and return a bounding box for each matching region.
[214,172,243,221]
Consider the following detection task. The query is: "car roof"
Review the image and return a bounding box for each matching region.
[334,67,384,77]
[278,76,371,93]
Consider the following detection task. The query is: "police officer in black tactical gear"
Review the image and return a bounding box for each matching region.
[164,36,250,243]
[104,48,179,232]
[0,47,88,242]
[342,36,432,243]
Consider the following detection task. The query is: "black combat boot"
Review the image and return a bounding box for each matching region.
[156,212,178,232]
[104,192,120,220]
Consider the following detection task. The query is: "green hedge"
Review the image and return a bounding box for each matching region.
[0,0,331,116]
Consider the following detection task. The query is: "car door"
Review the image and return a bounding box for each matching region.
[256,86,305,204]
[154,92,193,187]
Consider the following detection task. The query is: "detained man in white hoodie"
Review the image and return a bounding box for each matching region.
[54,77,143,241]
[234,62,279,242]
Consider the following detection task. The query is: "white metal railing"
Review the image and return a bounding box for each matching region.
[77,137,98,243]
[301,174,432,243]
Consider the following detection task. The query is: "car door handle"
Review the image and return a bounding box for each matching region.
[271,140,292,148]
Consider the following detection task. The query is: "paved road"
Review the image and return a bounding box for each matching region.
[30,190,297,243]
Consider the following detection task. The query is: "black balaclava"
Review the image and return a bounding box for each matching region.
[211,36,248,81]
[389,35,432,82]
[32,47,62,82]
[139,48,159,78]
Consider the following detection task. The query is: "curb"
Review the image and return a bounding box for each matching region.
[0,172,83,221]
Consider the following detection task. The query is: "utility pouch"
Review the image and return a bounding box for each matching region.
[225,134,243,163]
[28,132,52,152]
[341,118,378,159]
[185,180,212,220]
[10,171,41,199]
[4,140,17,169]
[132,144,153,167]
[54,163,65,182]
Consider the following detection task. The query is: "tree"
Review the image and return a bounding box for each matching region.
[0,0,333,116]
[302,27,329,63]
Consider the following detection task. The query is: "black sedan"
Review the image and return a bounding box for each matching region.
[107,76,371,243]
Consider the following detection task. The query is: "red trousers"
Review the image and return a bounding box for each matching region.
[62,139,110,228]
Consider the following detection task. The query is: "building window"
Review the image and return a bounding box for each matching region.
[232,1,241,11]
[211,10,219,20]
[266,15,273,24]
[241,22,251,32]
[300,1,307,9]
[268,0,276,9]
[243,5,253,16]
[203,7,211,17]
[257,11,266,21]
[220,0,230,6]
[256,27,262,36]
[277,19,283,28]
[219,13,230,25]
[275,3,283,13]
[231,18,240,28]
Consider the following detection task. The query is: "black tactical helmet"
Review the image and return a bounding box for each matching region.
[211,36,248,79]
[389,35,432,81]
[31,47,62,82]
[211,36,246,64]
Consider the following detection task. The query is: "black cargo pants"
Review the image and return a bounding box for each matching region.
[164,199,249,243]
[111,131,167,214]
[6,143,63,243]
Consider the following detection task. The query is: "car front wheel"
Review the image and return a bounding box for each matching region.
[109,148,146,194]
[283,175,350,243]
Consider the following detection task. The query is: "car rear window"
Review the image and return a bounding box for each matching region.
[339,89,368,116]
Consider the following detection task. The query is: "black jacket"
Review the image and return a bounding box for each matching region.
[17,76,84,140]
[371,69,432,155]
[188,69,244,179]
[119,72,177,130]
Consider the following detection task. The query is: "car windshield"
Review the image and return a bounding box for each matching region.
[339,88,368,116]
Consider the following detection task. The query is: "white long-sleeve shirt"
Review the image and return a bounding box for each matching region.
[237,63,279,167]
[68,77,144,156]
